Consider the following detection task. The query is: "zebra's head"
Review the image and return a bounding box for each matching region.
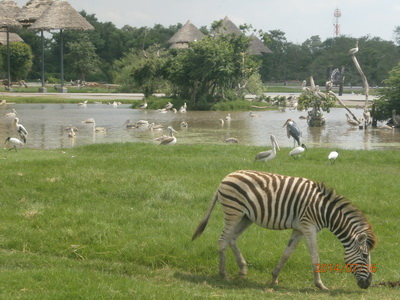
[344,232,375,289]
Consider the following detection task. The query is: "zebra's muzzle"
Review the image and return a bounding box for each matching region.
[357,273,372,289]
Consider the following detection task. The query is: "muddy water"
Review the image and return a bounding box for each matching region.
[1,103,399,150]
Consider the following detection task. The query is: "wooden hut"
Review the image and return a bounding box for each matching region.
[168,20,205,49]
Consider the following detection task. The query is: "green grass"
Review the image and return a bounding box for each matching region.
[0,143,399,299]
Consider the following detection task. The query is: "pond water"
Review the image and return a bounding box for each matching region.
[1,103,399,150]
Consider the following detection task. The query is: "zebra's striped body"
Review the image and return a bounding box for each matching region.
[192,170,376,290]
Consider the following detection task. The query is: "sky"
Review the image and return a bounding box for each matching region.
[14,0,400,44]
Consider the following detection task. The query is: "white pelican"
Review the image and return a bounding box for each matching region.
[255,135,280,162]
[283,119,301,146]
[225,113,231,121]
[160,126,177,145]
[378,124,394,130]
[135,119,149,128]
[139,100,147,109]
[328,151,339,164]
[65,125,78,132]
[289,144,307,159]
[123,119,137,129]
[224,137,238,143]
[13,118,28,143]
[346,114,360,126]
[158,108,168,113]
[5,137,24,151]
[179,106,186,113]
[5,109,17,117]
[348,40,359,55]
[91,119,107,132]
[164,102,173,110]
[68,128,76,138]
[180,121,188,128]
[82,118,95,124]
[219,119,224,125]
[148,123,164,131]
[78,100,87,107]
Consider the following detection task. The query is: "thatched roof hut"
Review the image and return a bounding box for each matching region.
[211,16,242,36]
[0,0,20,18]
[249,34,272,55]
[0,30,23,44]
[30,0,94,31]
[16,0,54,27]
[168,20,204,49]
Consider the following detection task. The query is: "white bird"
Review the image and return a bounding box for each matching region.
[346,114,360,126]
[123,119,137,129]
[65,125,78,132]
[249,111,260,117]
[160,126,177,145]
[5,137,24,151]
[78,100,87,107]
[91,119,107,132]
[348,40,359,55]
[255,135,280,162]
[289,144,307,159]
[164,102,173,110]
[13,118,28,143]
[219,119,224,125]
[225,113,231,121]
[82,118,95,124]
[328,151,339,164]
[68,128,76,138]
[4,109,17,117]
[148,122,164,131]
[224,137,238,143]
[139,100,147,109]
[180,121,188,128]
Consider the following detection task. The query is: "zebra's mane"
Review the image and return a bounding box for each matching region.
[316,181,377,250]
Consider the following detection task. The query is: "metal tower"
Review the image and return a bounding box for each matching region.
[333,8,341,37]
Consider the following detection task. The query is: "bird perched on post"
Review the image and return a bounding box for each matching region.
[5,137,24,151]
[328,151,339,164]
[283,118,301,146]
[348,40,359,55]
[289,144,307,159]
[13,118,28,143]
[254,135,280,162]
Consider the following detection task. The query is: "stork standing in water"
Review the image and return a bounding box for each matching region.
[255,135,280,162]
[283,119,301,146]
[160,126,177,145]
[5,137,24,151]
[13,118,28,143]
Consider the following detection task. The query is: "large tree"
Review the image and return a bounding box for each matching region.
[0,42,33,81]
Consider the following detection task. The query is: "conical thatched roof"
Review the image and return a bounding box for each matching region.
[30,0,94,31]
[0,30,23,44]
[248,34,272,55]
[0,6,22,29]
[0,0,21,18]
[168,20,204,45]
[212,16,242,36]
[16,0,54,27]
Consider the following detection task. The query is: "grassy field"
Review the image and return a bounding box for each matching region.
[0,143,399,299]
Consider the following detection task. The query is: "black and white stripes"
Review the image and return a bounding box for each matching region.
[192,170,376,290]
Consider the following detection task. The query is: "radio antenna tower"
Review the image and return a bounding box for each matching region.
[333,7,341,37]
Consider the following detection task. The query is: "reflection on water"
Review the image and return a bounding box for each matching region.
[0,103,399,150]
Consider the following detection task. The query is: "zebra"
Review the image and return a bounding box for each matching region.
[192,170,376,290]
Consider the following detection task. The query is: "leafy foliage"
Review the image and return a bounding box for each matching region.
[0,42,33,81]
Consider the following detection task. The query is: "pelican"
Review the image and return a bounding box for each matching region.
[148,123,164,131]
[249,111,260,117]
[135,119,149,128]
[123,119,137,129]
[139,100,147,109]
[160,126,177,145]
[164,102,173,110]
[289,144,307,159]
[224,137,238,143]
[78,100,87,107]
[255,135,280,162]
[378,124,394,130]
[283,119,301,146]
[225,113,231,121]
[328,151,339,164]
[346,114,360,126]
[180,121,188,128]
[68,128,76,138]
[219,119,224,125]
[5,109,17,117]
[65,125,78,132]
[348,40,359,55]
[82,118,95,124]
[179,103,187,113]
[92,119,107,132]
[5,137,24,151]
[13,118,28,143]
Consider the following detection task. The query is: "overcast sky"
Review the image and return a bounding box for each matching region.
[14,0,400,44]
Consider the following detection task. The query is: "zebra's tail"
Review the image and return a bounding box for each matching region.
[192,191,219,241]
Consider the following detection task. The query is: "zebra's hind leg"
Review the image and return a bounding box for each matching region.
[229,216,253,278]
[271,229,303,286]
[218,215,250,280]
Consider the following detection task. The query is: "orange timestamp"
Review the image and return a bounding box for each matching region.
[316,264,377,273]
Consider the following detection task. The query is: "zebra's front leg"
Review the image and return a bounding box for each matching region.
[271,229,303,286]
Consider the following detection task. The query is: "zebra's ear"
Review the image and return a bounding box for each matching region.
[356,233,367,244]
